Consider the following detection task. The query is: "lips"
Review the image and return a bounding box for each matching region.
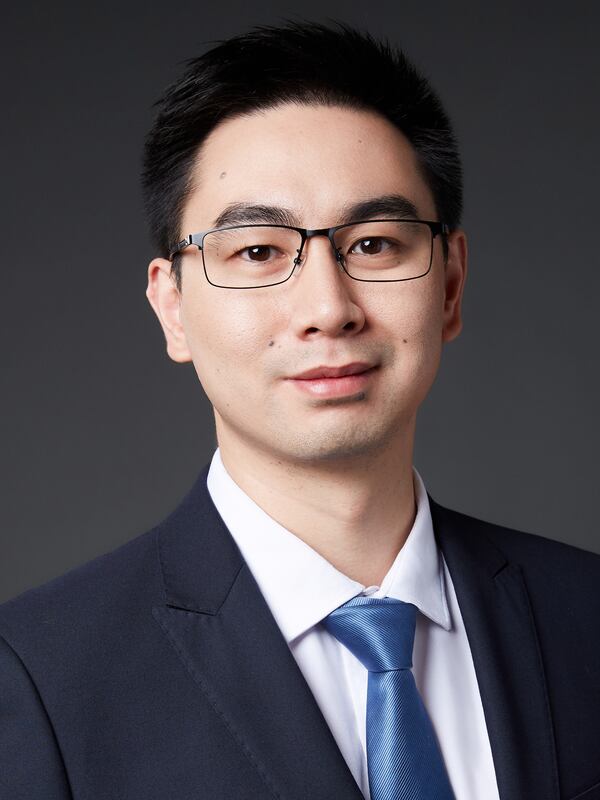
[289,362,375,380]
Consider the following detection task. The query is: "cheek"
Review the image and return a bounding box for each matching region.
[368,285,444,401]
[370,279,443,343]
[180,293,269,392]
[404,295,444,369]
[405,297,444,398]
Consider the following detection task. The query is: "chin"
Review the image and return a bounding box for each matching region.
[274,423,401,464]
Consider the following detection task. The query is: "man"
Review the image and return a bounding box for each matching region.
[1,20,599,800]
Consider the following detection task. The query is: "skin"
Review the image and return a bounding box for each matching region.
[146,103,467,587]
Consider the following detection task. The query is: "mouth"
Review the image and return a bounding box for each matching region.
[290,362,375,380]
[286,362,378,399]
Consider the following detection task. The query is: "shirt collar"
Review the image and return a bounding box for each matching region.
[206,448,451,643]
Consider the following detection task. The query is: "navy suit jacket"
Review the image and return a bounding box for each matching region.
[1,464,599,799]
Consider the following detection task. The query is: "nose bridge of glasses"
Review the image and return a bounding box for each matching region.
[295,227,343,267]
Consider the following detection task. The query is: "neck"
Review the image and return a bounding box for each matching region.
[215,422,418,588]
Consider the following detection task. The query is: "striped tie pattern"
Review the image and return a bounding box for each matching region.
[322,596,455,800]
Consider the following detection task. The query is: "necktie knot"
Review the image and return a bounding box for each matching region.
[321,596,417,672]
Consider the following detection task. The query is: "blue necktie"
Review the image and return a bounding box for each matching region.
[322,596,455,800]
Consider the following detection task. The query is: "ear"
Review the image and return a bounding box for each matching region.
[441,230,468,343]
[146,258,192,363]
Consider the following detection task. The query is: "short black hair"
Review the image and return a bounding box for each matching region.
[142,20,463,290]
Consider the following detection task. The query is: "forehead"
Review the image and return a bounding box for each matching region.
[181,103,436,231]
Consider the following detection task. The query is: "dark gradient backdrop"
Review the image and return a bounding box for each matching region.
[2,1,599,603]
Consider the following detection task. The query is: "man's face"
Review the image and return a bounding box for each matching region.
[147,103,467,464]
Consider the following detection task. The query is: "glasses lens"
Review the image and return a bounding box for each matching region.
[333,221,433,281]
[202,225,302,288]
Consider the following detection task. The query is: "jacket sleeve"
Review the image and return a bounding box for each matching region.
[0,634,73,799]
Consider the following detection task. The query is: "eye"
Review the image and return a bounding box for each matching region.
[349,237,393,256]
[238,244,278,262]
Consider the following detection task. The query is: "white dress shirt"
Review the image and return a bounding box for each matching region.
[207,448,500,800]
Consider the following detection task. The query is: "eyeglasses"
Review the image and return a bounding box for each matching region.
[169,218,449,289]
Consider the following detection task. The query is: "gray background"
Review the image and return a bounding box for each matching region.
[2,0,599,604]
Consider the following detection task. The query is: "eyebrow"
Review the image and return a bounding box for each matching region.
[211,194,420,229]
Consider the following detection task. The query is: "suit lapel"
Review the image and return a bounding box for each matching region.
[430,498,560,800]
[153,466,364,800]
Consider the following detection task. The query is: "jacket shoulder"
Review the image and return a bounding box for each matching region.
[431,498,600,609]
[0,526,162,657]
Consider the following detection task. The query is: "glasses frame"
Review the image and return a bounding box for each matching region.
[169,218,450,289]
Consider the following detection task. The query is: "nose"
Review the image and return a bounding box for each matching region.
[289,235,366,339]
